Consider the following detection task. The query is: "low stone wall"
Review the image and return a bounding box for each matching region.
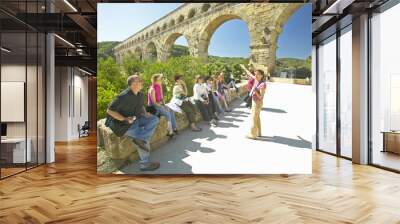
[97,82,248,173]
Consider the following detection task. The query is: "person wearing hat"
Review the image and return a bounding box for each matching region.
[106,74,160,171]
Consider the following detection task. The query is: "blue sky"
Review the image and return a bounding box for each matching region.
[98,3,311,59]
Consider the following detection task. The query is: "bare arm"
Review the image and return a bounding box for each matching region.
[254,85,266,100]
[240,64,256,79]
[182,82,188,96]
[107,109,127,122]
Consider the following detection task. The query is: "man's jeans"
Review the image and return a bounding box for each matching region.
[125,115,159,163]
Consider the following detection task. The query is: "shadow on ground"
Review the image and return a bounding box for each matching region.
[262,107,287,113]
[257,135,311,149]
[120,122,228,174]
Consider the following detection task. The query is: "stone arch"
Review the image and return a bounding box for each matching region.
[201,3,211,13]
[188,8,196,19]
[251,4,303,75]
[197,14,247,59]
[150,30,154,36]
[156,27,160,33]
[144,42,158,61]
[170,19,175,27]
[134,47,143,60]
[162,23,167,30]
[162,33,190,61]
[178,15,184,23]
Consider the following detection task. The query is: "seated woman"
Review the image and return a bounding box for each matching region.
[216,73,232,112]
[148,73,178,138]
[210,75,225,115]
[227,73,239,94]
[205,76,223,119]
[172,75,201,132]
[193,75,218,127]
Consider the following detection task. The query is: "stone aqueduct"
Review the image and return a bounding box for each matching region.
[113,3,302,74]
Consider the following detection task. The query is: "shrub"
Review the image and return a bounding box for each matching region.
[97,54,248,120]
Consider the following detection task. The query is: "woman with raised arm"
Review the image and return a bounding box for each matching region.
[240,65,267,139]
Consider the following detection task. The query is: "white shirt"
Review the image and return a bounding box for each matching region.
[193,83,208,102]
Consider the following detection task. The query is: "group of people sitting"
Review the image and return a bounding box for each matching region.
[105,64,266,171]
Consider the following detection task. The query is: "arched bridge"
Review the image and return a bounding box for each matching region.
[113,3,302,74]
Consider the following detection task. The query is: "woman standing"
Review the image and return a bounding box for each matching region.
[172,75,202,132]
[148,73,178,138]
[193,75,218,127]
[241,65,267,139]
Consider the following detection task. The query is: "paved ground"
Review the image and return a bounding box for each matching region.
[120,82,314,174]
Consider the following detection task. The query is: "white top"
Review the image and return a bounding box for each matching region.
[193,83,208,102]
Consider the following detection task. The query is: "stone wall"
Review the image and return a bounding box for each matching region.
[97,82,248,173]
[113,3,302,75]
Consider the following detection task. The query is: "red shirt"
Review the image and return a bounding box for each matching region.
[147,83,163,105]
[251,81,266,101]
[247,78,255,92]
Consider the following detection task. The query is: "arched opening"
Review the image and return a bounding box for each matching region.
[188,8,196,19]
[199,15,249,58]
[203,17,250,78]
[202,3,211,13]
[178,15,184,23]
[170,19,175,27]
[274,4,311,81]
[145,42,158,61]
[156,27,160,33]
[134,47,143,60]
[162,23,167,30]
[164,33,189,60]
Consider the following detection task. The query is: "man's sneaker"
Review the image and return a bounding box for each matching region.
[132,138,150,151]
[167,132,176,139]
[139,162,160,171]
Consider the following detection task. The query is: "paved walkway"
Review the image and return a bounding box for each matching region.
[120,82,313,174]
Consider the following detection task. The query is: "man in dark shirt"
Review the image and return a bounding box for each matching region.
[106,74,160,171]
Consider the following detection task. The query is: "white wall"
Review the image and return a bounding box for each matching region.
[54,67,89,141]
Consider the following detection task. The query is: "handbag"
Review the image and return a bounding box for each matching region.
[146,105,158,116]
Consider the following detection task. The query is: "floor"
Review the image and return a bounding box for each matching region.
[373,150,400,171]
[120,82,313,174]
[0,135,399,223]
